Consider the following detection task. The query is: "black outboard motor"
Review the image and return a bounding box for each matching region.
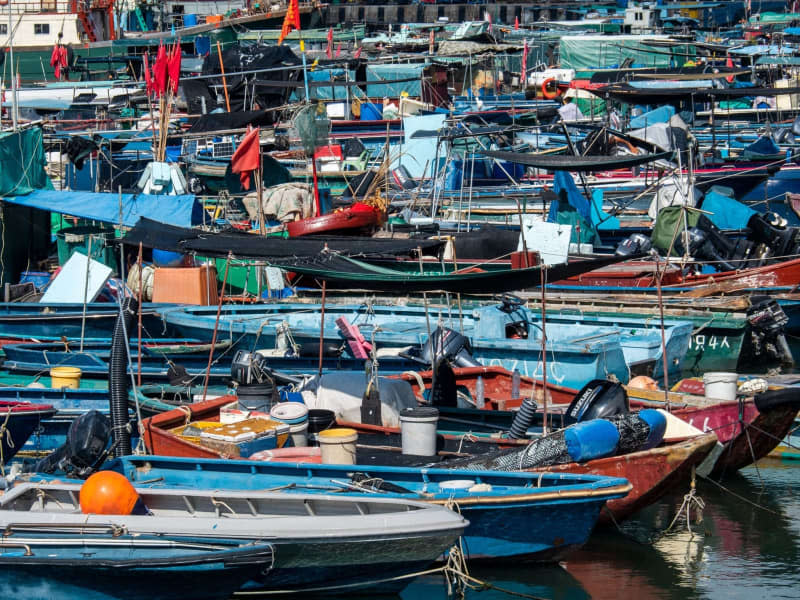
[747,297,794,365]
[615,233,652,257]
[419,327,482,368]
[676,215,754,271]
[28,411,112,478]
[563,379,629,426]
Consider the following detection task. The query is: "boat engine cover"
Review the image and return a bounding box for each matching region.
[564,379,629,425]
[420,327,482,368]
[29,410,112,478]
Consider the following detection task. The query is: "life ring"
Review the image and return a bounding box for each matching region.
[0,1,8,6]
[541,78,562,99]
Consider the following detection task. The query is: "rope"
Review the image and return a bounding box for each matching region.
[652,468,706,541]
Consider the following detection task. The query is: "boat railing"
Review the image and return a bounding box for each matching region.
[3,1,71,15]
[4,522,127,537]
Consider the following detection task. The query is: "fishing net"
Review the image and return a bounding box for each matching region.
[291,105,331,156]
[445,413,653,472]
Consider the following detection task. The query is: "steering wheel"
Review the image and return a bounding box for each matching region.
[495,293,524,313]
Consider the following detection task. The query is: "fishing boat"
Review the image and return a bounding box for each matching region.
[143,395,716,524]
[158,299,694,386]
[394,366,800,478]
[0,480,466,597]
[115,454,631,562]
[0,340,425,384]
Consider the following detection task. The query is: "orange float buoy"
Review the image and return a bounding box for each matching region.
[79,471,140,515]
[628,375,659,391]
[541,78,561,99]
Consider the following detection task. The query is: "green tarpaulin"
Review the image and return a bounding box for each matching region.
[559,35,693,70]
[0,127,52,197]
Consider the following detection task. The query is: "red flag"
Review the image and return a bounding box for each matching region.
[326,28,333,59]
[354,46,362,59]
[521,40,528,85]
[153,41,168,97]
[168,42,181,94]
[278,0,301,45]
[335,43,341,58]
[143,52,153,95]
[514,16,519,30]
[50,44,68,79]
[231,127,260,191]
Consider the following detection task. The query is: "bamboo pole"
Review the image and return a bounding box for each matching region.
[217,41,231,112]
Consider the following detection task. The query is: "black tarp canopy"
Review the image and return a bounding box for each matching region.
[481,149,673,171]
[592,83,800,105]
[120,218,445,259]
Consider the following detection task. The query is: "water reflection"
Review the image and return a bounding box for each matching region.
[297,462,800,600]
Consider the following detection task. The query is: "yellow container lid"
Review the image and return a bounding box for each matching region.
[318,428,357,440]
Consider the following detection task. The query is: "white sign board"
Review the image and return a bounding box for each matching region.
[40,252,113,304]
[517,218,572,266]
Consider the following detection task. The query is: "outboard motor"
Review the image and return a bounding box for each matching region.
[28,411,112,478]
[615,233,652,257]
[231,350,273,384]
[676,215,754,271]
[564,379,629,426]
[747,297,794,365]
[419,327,482,368]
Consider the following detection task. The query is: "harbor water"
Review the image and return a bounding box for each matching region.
[378,460,800,600]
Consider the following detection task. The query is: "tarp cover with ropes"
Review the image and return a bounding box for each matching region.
[268,252,642,293]
[120,217,444,259]
[481,149,673,171]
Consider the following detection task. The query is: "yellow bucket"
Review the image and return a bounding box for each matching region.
[318,427,358,465]
[50,366,82,389]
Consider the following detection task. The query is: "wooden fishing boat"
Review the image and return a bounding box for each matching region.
[344,418,717,524]
[158,300,694,387]
[0,302,170,345]
[395,366,800,478]
[116,454,631,563]
[0,341,420,383]
[1,480,465,597]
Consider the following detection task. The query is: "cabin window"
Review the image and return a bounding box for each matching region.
[41,0,58,10]
[0,24,6,35]
[34,23,50,34]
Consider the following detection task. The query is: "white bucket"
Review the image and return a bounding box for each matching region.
[318,428,358,465]
[289,421,309,447]
[400,407,439,456]
[703,372,738,401]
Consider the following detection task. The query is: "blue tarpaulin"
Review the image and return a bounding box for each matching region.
[630,105,675,129]
[547,171,597,244]
[701,191,756,230]
[3,190,203,228]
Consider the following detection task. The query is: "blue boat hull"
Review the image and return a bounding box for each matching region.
[115,455,630,562]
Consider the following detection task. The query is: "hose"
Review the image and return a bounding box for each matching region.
[109,297,137,457]
[508,397,538,440]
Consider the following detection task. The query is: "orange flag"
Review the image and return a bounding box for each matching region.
[278,0,301,45]
[231,127,261,190]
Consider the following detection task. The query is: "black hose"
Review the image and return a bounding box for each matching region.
[508,397,538,440]
[109,297,137,457]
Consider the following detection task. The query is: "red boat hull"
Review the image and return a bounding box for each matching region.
[286,206,379,237]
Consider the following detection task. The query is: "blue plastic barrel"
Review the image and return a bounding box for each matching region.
[564,419,620,462]
[183,13,198,27]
